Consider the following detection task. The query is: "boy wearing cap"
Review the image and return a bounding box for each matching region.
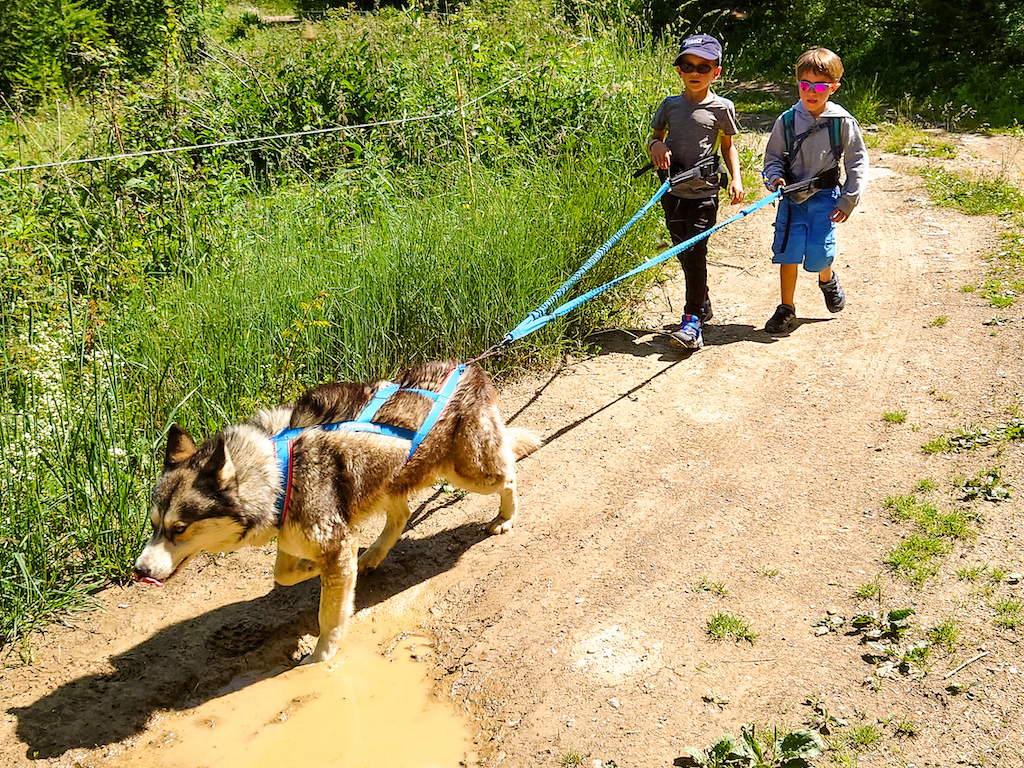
[648,33,744,349]
[761,47,868,335]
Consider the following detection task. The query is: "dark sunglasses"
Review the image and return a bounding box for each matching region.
[678,61,714,74]
[798,80,835,94]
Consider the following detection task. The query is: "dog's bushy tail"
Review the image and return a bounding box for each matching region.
[508,428,543,459]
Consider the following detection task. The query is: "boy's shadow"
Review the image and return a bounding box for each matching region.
[8,516,488,760]
[587,319,829,358]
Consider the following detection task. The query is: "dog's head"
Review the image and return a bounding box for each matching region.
[134,424,265,585]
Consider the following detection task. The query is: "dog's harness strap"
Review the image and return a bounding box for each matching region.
[273,436,295,526]
[407,364,465,460]
[269,364,466,524]
[353,382,401,423]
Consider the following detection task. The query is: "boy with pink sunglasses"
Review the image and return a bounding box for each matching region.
[762,47,869,335]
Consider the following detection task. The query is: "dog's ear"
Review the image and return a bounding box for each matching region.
[164,424,197,470]
[199,435,236,489]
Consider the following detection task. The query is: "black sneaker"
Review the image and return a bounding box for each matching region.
[765,303,797,334]
[819,272,846,313]
[701,296,714,324]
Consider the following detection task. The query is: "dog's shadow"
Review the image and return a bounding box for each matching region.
[8,520,487,760]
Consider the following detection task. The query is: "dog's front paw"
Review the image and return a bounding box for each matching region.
[291,633,318,663]
[357,548,384,573]
[486,513,516,535]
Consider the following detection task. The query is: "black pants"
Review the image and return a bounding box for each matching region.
[659,194,719,319]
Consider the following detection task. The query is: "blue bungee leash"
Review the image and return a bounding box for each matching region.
[497,189,782,346]
[509,177,672,334]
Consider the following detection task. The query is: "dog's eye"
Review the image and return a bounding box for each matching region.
[170,522,188,536]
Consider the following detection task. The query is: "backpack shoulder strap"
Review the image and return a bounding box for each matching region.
[782,107,797,157]
[827,116,842,162]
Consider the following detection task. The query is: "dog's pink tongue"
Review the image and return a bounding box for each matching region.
[136,575,164,586]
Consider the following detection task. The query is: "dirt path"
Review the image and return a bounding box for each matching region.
[3,132,1024,768]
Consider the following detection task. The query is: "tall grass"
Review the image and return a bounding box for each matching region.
[1,10,675,647]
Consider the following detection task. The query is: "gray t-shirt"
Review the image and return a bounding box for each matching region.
[650,91,739,199]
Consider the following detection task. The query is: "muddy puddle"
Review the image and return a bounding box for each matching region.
[101,614,472,768]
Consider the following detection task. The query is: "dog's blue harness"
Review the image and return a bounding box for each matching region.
[271,364,466,525]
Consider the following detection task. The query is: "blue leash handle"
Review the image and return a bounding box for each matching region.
[503,190,782,344]
[501,178,671,346]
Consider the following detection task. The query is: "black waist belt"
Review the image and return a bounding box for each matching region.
[633,155,723,184]
[778,167,842,252]
[782,165,841,195]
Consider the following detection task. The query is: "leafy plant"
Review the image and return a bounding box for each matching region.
[957,467,1011,502]
[850,608,915,642]
[802,698,848,736]
[853,609,931,679]
[676,725,825,768]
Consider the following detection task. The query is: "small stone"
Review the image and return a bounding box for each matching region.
[815,625,830,636]
[1005,573,1022,584]
[608,697,620,709]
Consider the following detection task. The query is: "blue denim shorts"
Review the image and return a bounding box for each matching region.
[771,187,839,273]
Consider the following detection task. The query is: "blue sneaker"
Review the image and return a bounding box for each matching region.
[670,314,703,348]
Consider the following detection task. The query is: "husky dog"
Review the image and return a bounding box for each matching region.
[134,361,542,664]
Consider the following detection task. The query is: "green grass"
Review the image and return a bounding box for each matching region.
[927,618,960,652]
[867,119,956,158]
[882,410,908,424]
[706,612,758,643]
[884,535,949,586]
[993,596,1023,629]
[918,167,1024,216]
[696,576,728,596]
[927,315,948,327]
[846,724,883,750]
[727,88,790,116]
[852,577,883,602]
[892,717,920,738]
[921,436,953,454]
[0,11,683,647]
[881,492,974,586]
[913,478,938,493]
